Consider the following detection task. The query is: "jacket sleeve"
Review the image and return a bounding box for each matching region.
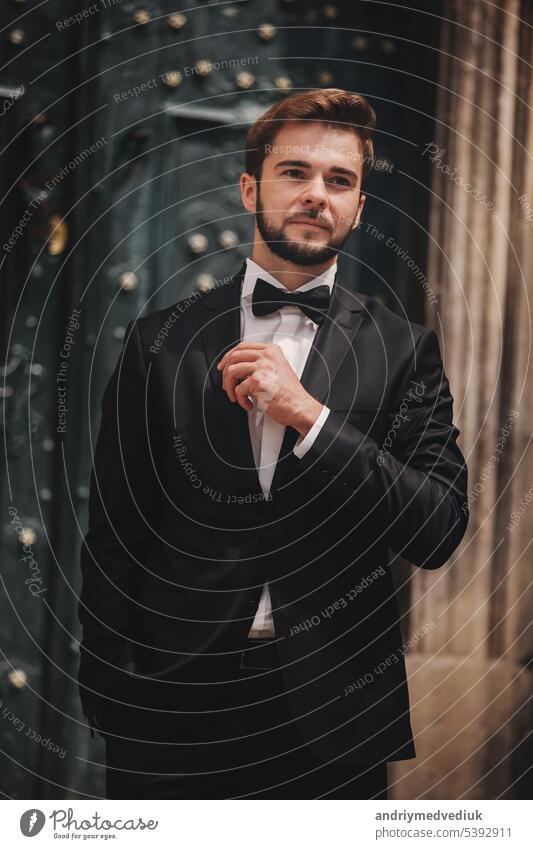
[292,328,469,570]
[78,319,157,721]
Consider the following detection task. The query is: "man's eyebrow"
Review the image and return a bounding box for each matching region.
[330,165,358,181]
[274,159,311,169]
[274,159,358,182]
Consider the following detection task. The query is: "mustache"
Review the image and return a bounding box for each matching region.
[286,213,333,231]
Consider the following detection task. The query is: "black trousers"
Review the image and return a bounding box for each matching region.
[100,652,388,800]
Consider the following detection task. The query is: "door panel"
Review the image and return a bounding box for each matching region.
[0,0,441,798]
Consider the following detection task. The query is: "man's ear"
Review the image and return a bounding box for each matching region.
[352,193,366,230]
[240,172,257,213]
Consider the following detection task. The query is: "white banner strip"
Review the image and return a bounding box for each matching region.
[3,799,529,847]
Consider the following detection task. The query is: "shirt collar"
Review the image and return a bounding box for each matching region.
[242,257,337,301]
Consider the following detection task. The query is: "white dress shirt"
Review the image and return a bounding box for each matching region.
[242,257,334,638]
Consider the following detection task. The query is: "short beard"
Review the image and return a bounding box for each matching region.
[255,183,356,266]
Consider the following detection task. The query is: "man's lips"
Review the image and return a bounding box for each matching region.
[288,219,330,231]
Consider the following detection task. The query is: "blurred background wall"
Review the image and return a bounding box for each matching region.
[0,0,531,799]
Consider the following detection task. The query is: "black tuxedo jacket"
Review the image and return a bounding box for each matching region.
[78,259,468,765]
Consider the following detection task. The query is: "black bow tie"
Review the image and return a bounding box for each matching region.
[251,277,331,326]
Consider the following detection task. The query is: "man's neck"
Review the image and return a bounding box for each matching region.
[249,242,337,291]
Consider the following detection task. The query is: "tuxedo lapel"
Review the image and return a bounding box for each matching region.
[198,261,264,499]
[269,275,365,497]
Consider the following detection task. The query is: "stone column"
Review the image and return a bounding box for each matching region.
[391,0,533,799]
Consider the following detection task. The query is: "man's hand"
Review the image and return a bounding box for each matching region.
[217,342,324,438]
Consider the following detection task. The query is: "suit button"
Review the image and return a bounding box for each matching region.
[319,469,330,480]
[339,481,348,489]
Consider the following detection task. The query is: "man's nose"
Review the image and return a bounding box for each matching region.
[300,175,328,207]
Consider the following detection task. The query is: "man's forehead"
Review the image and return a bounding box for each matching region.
[265,125,364,168]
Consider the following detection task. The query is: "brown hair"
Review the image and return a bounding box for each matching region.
[245,88,376,188]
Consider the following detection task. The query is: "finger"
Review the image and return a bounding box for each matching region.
[220,342,284,371]
[217,343,269,370]
[222,362,255,401]
[217,348,259,371]
[234,377,255,411]
[219,350,262,373]
[219,348,263,372]
[222,362,256,401]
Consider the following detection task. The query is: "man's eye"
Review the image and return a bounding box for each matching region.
[329,176,351,187]
[282,169,304,178]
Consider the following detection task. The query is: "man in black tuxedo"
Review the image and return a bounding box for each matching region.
[78,88,468,799]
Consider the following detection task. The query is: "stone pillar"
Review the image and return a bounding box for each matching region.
[391,0,533,799]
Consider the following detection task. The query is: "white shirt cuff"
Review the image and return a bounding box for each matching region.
[293,405,330,458]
